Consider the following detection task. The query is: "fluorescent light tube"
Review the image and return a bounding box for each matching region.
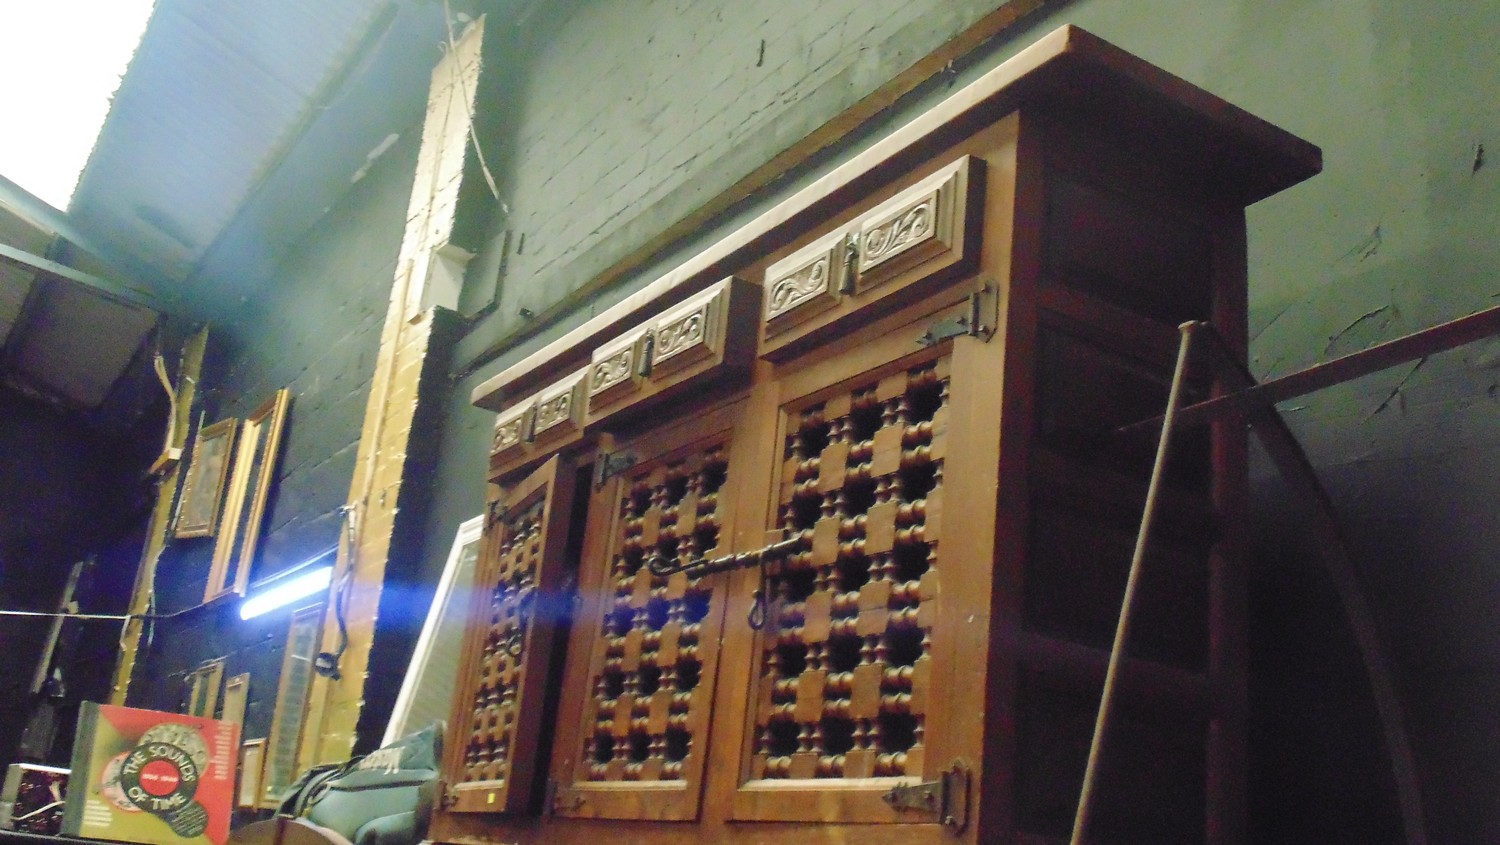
[239,565,333,620]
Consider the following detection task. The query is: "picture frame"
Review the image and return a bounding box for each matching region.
[175,417,238,539]
[237,739,267,810]
[185,658,225,718]
[259,604,322,808]
[221,672,250,727]
[383,515,483,745]
[207,389,292,600]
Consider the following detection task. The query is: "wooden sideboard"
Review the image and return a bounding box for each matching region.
[433,24,1320,845]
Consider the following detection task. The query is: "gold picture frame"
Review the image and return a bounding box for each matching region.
[221,672,250,727]
[237,739,267,809]
[260,604,322,808]
[175,417,238,539]
[207,389,292,600]
[185,658,225,718]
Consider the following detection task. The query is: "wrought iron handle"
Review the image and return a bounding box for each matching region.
[646,536,803,578]
[647,536,805,630]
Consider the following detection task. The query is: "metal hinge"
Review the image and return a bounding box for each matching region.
[917,282,996,347]
[594,449,638,488]
[542,779,559,817]
[882,760,971,833]
[548,781,585,815]
[486,498,508,529]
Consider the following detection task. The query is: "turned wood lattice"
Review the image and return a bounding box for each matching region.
[580,445,730,782]
[751,357,949,781]
[458,496,547,786]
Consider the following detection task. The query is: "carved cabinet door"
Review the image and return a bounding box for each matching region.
[441,455,577,814]
[720,296,998,830]
[547,402,746,821]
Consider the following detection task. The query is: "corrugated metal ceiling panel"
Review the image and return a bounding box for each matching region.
[69,0,388,281]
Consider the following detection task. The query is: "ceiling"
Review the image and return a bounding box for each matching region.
[0,0,451,422]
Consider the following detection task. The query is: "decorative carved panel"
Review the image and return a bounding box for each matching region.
[588,328,650,413]
[532,368,587,445]
[491,400,535,464]
[582,277,757,430]
[853,157,973,294]
[762,231,848,338]
[759,158,982,360]
[650,283,726,377]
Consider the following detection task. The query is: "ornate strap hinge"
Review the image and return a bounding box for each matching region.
[918,282,996,347]
[882,760,971,833]
[594,449,638,488]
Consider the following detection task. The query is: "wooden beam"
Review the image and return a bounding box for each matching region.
[0,241,161,311]
[1196,326,1428,845]
[1119,303,1500,435]
[110,327,210,704]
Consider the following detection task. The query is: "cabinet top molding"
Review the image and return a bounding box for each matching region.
[471,24,1321,411]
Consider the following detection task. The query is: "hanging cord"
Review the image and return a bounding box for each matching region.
[0,601,227,623]
[1068,321,1197,845]
[152,348,178,462]
[440,0,503,205]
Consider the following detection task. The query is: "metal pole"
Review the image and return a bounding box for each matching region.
[1068,321,1197,845]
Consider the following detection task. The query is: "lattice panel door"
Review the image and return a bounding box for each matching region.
[442,455,576,814]
[734,353,955,823]
[552,425,737,820]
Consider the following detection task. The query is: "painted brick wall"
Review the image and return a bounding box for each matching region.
[129,128,421,755]
[453,0,1036,368]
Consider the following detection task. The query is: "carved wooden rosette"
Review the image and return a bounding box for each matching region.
[762,230,848,338]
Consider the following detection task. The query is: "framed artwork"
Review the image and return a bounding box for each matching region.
[185,658,225,718]
[383,515,483,745]
[259,604,322,808]
[175,417,238,538]
[237,739,267,809]
[207,389,292,600]
[221,672,250,727]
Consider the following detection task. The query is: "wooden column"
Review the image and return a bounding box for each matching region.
[300,16,488,766]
